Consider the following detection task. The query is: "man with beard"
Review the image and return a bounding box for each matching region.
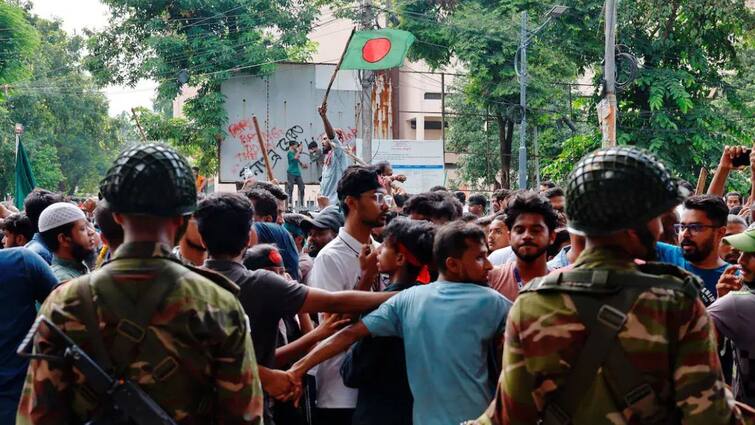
[709,228,755,406]
[720,215,748,264]
[487,192,558,302]
[318,104,354,207]
[470,146,754,425]
[657,194,728,301]
[307,166,389,425]
[38,202,95,282]
[0,213,34,248]
[288,222,511,425]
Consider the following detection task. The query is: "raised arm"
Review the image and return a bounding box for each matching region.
[318,104,336,141]
[708,146,747,196]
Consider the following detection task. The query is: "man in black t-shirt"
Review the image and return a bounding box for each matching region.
[194,193,396,425]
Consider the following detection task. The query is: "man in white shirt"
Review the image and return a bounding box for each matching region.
[308,165,389,425]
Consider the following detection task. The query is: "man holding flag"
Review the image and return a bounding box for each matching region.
[317,28,415,207]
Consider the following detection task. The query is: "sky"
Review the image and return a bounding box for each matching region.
[31,0,158,116]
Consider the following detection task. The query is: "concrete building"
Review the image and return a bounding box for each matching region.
[174,7,464,198]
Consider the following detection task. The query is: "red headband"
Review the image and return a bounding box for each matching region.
[397,243,431,284]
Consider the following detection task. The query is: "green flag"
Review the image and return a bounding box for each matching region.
[340,29,415,70]
[15,139,36,210]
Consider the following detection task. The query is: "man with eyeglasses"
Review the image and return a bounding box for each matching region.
[307,165,389,425]
[656,194,729,303]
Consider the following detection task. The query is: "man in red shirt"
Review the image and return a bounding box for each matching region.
[488,192,558,301]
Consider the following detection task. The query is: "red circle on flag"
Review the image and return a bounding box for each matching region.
[362,38,392,63]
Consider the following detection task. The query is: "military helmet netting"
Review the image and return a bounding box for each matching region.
[565,146,686,236]
[99,143,197,216]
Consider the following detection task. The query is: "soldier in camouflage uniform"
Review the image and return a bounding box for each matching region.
[471,147,754,425]
[16,144,263,425]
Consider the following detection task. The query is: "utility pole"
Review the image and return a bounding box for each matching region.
[517,11,528,190]
[599,0,618,147]
[360,0,374,164]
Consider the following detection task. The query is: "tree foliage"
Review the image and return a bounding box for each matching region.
[365,0,754,188]
[85,0,319,173]
[0,2,39,85]
[0,14,132,197]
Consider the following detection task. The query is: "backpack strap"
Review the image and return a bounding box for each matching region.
[537,269,678,425]
[90,262,185,377]
[74,276,113,373]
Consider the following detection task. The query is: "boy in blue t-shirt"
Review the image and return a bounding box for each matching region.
[288,222,512,425]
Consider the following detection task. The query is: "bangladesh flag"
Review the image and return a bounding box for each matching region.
[15,139,36,210]
[341,29,416,70]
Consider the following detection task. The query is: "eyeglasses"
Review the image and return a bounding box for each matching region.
[366,192,392,206]
[673,223,719,234]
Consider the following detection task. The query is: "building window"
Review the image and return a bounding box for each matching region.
[410,119,447,130]
[424,92,442,100]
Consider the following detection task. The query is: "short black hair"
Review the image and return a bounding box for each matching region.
[308,141,319,150]
[24,189,63,232]
[429,185,448,192]
[540,180,556,189]
[544,187,565,199]
[337,165,382,216]
[475,215,495,227]
[249,181,287,201]
[468,194,487,207]
[0,213,33,241]
[433,221,485,273]
[683,195,728,227]
[394,193,409,208]
[403,192,463,223]
[243,189,278,222]
[243,244,282,271]
[383,217,436,277]
[40,222,76,252]
[93,201,123,247]
[460,212,479,222]
[504,192,559,232]
[454,191,466,204]
[373,161,392,175]
[726,192,743,202]
[492,189,511,202]
[194,193,255,257]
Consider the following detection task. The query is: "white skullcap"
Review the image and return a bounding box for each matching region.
[38,202,86,232]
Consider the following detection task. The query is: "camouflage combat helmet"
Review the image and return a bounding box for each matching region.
[565,146,687,236]
[99,143,197,216]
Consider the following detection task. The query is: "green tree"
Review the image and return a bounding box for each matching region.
[382,0,596,188]
[348,0,754,188]
[0,2,39,85]
[85,0,319,174]
[2,16,128,196]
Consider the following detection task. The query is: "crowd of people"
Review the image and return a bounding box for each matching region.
[2,137,755,425]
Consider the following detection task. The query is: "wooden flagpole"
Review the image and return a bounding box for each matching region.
[321,26,357,109]
[252,115,276,182]
[694,167,709,195]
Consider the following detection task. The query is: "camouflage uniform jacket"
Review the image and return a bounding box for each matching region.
[476,247,751,425]
[16,241,263,425]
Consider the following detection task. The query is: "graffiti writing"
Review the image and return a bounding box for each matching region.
[227,116,359,181]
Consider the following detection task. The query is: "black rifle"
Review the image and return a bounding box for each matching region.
[18,315,177,425]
